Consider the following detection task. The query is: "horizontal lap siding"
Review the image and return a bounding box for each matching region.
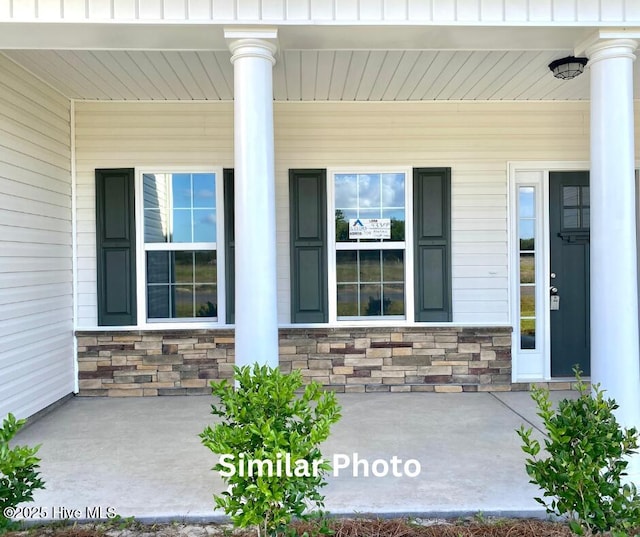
[75,100,599,328]
[0,53,73,419]
[2,0,636,22]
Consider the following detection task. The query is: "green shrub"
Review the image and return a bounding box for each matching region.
[0,413,45,534]
[200,364,341,537]
[517,370,640,535]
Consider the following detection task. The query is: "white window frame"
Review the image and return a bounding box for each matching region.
[135,167,226,328]
[327,167,414,324]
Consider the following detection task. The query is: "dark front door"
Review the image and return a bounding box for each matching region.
[549,171,590,377]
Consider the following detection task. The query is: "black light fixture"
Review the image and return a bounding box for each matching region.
[548,56,588,80]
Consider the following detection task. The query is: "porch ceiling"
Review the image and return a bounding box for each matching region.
[7,47,636,101]
[2,24,639,101]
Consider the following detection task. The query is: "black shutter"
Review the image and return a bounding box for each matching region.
[224,169,235,324]
[413,168,452,322]
[289,169,328,323]
[96,169,137,326]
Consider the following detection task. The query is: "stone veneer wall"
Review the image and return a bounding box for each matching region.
[75,327,525,396]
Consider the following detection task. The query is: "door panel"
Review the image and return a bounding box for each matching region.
[549,172,590,377]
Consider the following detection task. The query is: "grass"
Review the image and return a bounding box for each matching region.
[4,518,580,537]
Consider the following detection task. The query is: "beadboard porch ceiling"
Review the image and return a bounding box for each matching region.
[2,24,639,101]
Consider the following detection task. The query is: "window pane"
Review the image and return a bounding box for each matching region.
[519,187,535,218]
[144,209,167,243]
[174,251,193,283]
[147,251,170,283]
[193,209,216,242]
[143,173,163,209]
[358,174,380,208]
[382,250,404,282]
[358,208,382,220]
[359,250,381,282]
[147,285,169,319]
[193,173,216,208]
[563,208,580,228]
[195,251,216,283]
[520,253,535,283]
[360,283,383,316]
[145,172,218,245]
[519,185,537,351]
[144,174,170,243]
[335,174,357,208]
[336,250,405,318]
[520,318,535,350]
[147,250,217,320]
[336,251,357,283]
[582,208,590,228]
[335,209,356,242]
[337,284,357,316]
[356,210,383,243]
[384,209,405,241]
[381,173,405,207]
[174,285,193,317]
[172,173,192,208]
[195,284,217,317]
[172,209,192,242]
[520,285,535,316]
[563,186,579,206]
[335,173,406,243]
[519,220,535,251]
[383,284,404,315]
[582,186,589,206]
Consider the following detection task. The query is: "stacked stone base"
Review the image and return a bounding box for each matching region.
[75,326,522,396]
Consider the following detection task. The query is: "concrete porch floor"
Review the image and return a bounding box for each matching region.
[12,391,570,523]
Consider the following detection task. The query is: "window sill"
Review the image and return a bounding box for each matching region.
[76,321,513,332]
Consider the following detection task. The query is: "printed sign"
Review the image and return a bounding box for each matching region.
[348,218,391,239]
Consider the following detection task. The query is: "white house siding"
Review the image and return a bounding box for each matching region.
[0,53,73,419]
[74,100,605,329]
[0,0,638,23]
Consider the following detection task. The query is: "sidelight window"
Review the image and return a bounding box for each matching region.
[518,186,536,349]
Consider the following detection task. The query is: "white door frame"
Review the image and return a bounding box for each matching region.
[508,161,590,383]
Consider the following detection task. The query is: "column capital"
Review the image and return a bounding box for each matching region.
[224,28,278,65]
[585,38,637,66]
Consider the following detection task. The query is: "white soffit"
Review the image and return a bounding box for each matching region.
[6,48,637,101]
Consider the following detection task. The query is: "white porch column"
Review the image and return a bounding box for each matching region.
[226,29,279,369]
[587,38,640,476]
